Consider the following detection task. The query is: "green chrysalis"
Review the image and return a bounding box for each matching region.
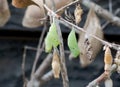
[49,21,60,47]
[45,32,53,52]
[45,20,60,53]
[68,29,80,57]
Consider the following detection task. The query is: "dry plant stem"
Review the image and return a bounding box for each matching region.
[55,19,69,87]
[80,0,120,27]
[56,0,80,13]
[35,54,53,79]
[102,8,120,29]
[87,64,117,87]
[22,46,28,87]
[23,45,71,54]
[36,70,53,87]
[31,23,47,79]
[30,0,49,79]
[40,70,53,84]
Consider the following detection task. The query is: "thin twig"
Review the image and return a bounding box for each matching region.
[22,46,28,87]
[40,70,53,84]
[31,21,47,79]
[23,45,71,54]
[87,64,117,87]
[35,54,53,79]
[55,19,69,87]
[27,70,53,87]
[44,4,120,51]
[46,1,69,87]
[56,0,80,13]
[108,0,112,13]
[80,0,120,27]
[102,8,120,29]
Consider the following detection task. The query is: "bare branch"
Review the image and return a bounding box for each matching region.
[55,19,69,87]
[22,46,28,87]
[56,0,80,13]
[80,0,120,27]
[35,54,52,79]
[40,70,53,84]
[102,8,120,29]
[87,64,117,87]
[31,19,47,79]
[27,70,53,87]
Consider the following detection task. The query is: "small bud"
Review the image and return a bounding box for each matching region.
[52,48,61,78]
[74,4,83,24]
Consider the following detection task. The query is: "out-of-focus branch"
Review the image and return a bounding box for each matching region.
[80,0,120,27]
[55,19,69,87]
[39,70,53,85]
[102,8,120,29]
[34,54,52,79]
[87,64,117,87]
[27,70,53,87]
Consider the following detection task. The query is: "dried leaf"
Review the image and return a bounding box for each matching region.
[78,8,103,67]
[23,0,72,28]
[74,4,83,24]
[0,0,10,27]
[22,5,45,28]
[52,48,61,78]
[12,0,37,8]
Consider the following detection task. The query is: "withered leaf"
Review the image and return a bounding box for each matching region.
[23,0,72,28]
[12,0,37,8]
[78,8,103,67]
[22,5,45,28]
[0,0,10,27]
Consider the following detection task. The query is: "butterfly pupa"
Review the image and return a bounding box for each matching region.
[45,21,60,53]
[48,21,60,47]
[45,32,53,53]
[74,4,83,24]
[52,48,61,78]
[68,29,80,58]
[104,47,113,74]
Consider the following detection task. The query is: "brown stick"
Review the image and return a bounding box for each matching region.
[87,64,117,87]
[34,54,52,79]
[27,70,53,87]
[55,19,69,87]
[80,0,120,27]
[31,18,47,79]
[40,70,53,84]
[102,8,120,29]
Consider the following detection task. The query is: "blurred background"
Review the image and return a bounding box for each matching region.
[0,0,120,87]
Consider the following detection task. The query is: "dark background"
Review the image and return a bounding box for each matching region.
[0,0,120,87]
